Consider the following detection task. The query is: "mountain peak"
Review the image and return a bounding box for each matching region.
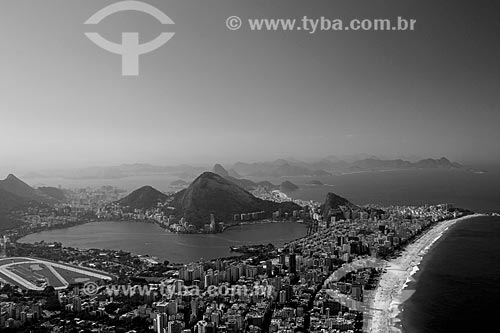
[0,173,53,203]
[321,192,357,221]
[5,174,21,182]
[1,174,34,191]
[280,181,299,192]
[197,171,225,181]
[438,157,451,163]
[212,164,229,178]
[118,185,167,209]
[324,192,351,206]
[138,185,158,192]
[171,172,300,228]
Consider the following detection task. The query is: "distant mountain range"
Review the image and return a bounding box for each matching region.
[20,156,470,181]
[211,164,299,193]
[229,157,464,178]
[23,164,206,180]
[0,174,59,204]
[170,179,190,187]
[231,159,333,178]
[118,172,301,228]
[211,164,275,191]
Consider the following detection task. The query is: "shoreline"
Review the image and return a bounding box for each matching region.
[17,218,303,239]
[16,220,309,263]
[366,213,486,332]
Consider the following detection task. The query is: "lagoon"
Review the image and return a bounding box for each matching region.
[18,221,308,263]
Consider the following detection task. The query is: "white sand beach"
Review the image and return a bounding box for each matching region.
[366,213,486,332]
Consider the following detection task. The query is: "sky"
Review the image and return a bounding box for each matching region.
[0,0,499,173]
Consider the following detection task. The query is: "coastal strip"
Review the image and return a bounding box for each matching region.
[366,213,486,333]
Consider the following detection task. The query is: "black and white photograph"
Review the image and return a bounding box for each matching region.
[0,1,499,332]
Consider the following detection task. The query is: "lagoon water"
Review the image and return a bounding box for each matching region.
[19,221,308,263]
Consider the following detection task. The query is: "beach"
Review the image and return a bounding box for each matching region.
[366,213,486,332]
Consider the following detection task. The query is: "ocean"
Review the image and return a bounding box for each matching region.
[401,215,500,332]
[267,168,500,213]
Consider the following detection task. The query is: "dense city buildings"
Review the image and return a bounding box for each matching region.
[0,187,466,332]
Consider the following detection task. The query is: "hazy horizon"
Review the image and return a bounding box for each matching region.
[2,153,500,181]
[1,0,499,173]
